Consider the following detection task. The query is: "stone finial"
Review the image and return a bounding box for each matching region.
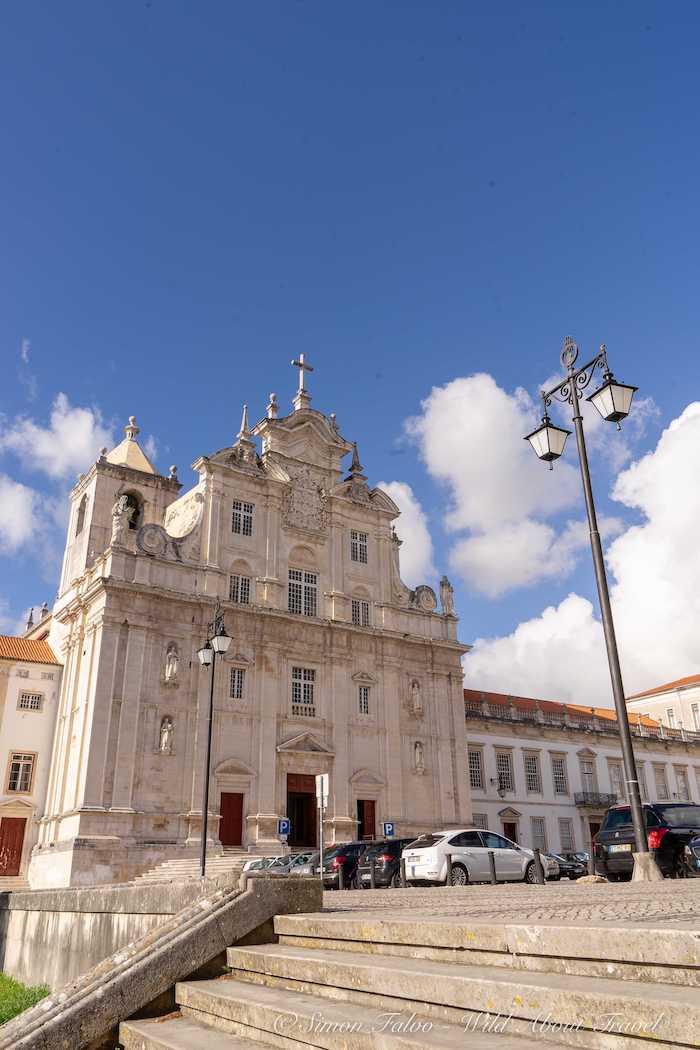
[26,608,34,630]
[99,446,108,458]
[348,442,363,476]
[40,601,49,617]
[267,393,279,419]
[237,404,251,441]
[124,416,140,441]
[169,465,178,480]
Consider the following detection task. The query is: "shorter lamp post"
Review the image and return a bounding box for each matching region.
[524,338,653,874]
[197,602,231,879]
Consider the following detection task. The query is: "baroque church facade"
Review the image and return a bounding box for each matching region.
[30,361,471,887]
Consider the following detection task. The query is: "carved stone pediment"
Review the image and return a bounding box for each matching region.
[352,670,377,685]
[350,767,386,786]
[277,731,334,755]
[214,757,255,777]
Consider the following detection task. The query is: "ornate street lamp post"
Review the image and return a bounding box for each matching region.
[197,602,231,879]
[525,338,656,877]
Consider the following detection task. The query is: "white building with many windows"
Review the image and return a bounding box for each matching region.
[0,632,61,886]
[626,674,700,734]
[465,689,700,855]
[30,363,470,888]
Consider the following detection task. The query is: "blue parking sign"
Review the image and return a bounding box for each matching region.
[278,818,291,838]
[382,822,395,837]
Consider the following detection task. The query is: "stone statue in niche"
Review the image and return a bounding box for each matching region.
[410,678,423,716]
[414,740,425,775]
[440,575,455,616]
[159,716,174,755]
[164,642,179,683]
[111,495,134,546]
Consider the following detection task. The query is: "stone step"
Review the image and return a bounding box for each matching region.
[174,976,565,1049]
[120,1013,275,1050]
[225,943,698,1047]
[274,915,700,986]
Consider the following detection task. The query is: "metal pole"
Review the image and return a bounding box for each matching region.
[318,796,324,890]
[400,857,407,887]
[200,650,217,879]
[567,367,647,855]
[370,858,376,889]
[533,848,545,884]
[445,853,453,886]
[488,850,497,884]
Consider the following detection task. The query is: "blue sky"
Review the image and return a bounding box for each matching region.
[2,2,700,702]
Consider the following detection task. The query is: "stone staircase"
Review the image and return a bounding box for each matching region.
[119,904,699,1049]
[0,875,29,892]
[132,850,248,884]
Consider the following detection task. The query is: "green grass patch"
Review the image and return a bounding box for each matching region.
[0,973,49,1024]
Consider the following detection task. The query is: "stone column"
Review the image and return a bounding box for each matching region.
[110,624,147,814]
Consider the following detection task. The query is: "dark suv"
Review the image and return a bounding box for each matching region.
[594,802,700,879]
[320,841,376,889]
[355,838,417,888]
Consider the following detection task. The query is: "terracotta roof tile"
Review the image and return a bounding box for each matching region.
[0,635,59,665]
[464,688,660,728]
[626,674,700,701]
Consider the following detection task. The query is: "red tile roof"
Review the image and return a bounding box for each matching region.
[464,688,660,728]
[626,674,700,701]
[0,635,59,665]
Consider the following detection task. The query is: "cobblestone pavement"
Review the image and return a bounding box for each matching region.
[321,878,700,927]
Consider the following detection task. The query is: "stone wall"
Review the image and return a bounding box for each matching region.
[0,871,240,990]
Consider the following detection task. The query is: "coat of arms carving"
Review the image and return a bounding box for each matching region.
[283,466,328,532]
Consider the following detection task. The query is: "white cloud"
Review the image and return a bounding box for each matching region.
[0,393,113,479]
[467,403,700,703]
[20,338,30,364]
[378,480,436,588]
[143,434,158,463]
[0,474,38,553]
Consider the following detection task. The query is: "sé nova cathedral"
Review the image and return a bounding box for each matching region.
[31,360,471,887]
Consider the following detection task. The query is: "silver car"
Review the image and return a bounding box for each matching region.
[403,829,559,885]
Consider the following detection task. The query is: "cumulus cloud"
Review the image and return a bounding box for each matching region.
[378,480,436,588]
[0,393,113,479]
[467,403,700,703]
[0,474,38,553]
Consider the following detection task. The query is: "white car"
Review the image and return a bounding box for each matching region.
[242,855,284,873]
[402,829,559,886]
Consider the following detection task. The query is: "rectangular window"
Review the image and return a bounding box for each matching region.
[691,704,700,732]
[229,574,251,604]
[7,752,35,793]
[609,761,626,801]
[291,666,316,717]
[654,765,669,800]
[531,816,547,852]
[472,812,488,830]
[551,755,569,795]
[675,767,690,800]
[558,817,574,853]
[351,599,370,626]
[231,500,254,537]
[41,672,54,681]
[229,668,245,700]
[666,708,676,728]
[579,758,597,792]
[523,752,542,793]
[350,530,368,564]
[468,749,484,790]
[358,686,370,716]
[638,762,648,801]
[16,670,29,679]
[288,569,317,617]
[495,751,514,792]
[18,692,43,712]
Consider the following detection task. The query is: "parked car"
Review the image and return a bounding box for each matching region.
[293,851,320,876]
[318,841,376,889]
[402,829,558,886]
[593,802,700,879]
[355,838,417,888]
[267,851,316,875]
[562,851,590,866]
[242,855,283,873]
[546,852,587,880]
[683,835,700,877]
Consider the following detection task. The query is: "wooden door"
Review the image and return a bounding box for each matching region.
[219,793,244,847]
[502,820,518,843]
[0,817,26,876]
[357,799,376,840]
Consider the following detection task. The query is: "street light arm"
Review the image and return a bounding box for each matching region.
[541,345,609,407]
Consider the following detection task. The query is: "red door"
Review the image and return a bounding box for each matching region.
[219,793,244,847]
[0,817,26,876]
[503,821,519,843]
[357,799,376,839]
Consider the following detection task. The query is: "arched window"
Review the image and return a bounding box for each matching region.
[124,493,142,530]
[75,495,87,536]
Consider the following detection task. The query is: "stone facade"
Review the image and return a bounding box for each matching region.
[626,674,700,733]
[30,373,471,887]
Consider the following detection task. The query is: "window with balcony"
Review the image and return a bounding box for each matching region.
[231,500,254,537]
[351,599,370,626]
[288,570,317,617]
[579,757,598,793]
[609,761,626,801]
[523,752,542,793]
[350,530,368,564]
[7,752,35,793]
[229,668,245,700]
[495,751,514,792]
[550,755,569,795]
[468,749,484,790]
[229,574,251,604]
[531,816,547,852]
[291,666,316,717]
[18,692,43,712]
